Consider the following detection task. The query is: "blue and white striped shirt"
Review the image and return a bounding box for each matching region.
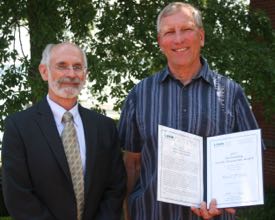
[118,58,259,220]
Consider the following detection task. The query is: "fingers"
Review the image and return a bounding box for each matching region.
[209,199,222,216]
[191,206,202,217]
[191,199,223,220]
[199,201,213,219]
[225,208,236,215]
[191,202,215,219]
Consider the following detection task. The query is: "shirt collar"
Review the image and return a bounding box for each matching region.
[46,95,80,126]
[159,57,215,86]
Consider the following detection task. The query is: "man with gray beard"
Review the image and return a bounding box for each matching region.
[2,42,126,220]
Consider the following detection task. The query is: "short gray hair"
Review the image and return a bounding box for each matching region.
[157,2,203,33]
[40,42,88,68]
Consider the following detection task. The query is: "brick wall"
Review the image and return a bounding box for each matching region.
[250,0,275,188]
[252,103,275,188]
[264,149,275,187]
[251,0,275,28]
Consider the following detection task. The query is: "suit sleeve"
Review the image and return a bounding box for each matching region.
[2,116,56,220]
[94,121,126,220]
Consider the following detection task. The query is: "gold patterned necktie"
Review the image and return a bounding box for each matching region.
[61,111,84,220]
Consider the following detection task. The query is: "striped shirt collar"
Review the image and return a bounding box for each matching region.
[159,57,215,86]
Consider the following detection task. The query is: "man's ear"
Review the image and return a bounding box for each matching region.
[199,28,205,47]
[39,64,49,81]
[157,34,163,53]
[82,71,88,86]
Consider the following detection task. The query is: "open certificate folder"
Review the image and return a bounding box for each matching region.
[157,125,264,208]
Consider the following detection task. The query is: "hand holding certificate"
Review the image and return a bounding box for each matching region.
[157,125,264,209]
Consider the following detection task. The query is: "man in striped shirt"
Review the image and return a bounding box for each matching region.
[118,2,259,220]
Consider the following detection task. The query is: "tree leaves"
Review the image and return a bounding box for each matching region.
[92,0,275,116]
[0,0,274,131]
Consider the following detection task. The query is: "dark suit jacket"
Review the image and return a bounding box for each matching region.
[2,97,126,220]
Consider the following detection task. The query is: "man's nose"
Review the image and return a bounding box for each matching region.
[63,67,80,77]
[174,31,184,44]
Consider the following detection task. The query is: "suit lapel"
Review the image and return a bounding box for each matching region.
[78,105,98,195]
[34,101,100,195]
[34,98,71,182]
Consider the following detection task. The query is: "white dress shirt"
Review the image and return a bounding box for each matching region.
[47,95,86,173]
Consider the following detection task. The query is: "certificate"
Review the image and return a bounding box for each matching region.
[157,125,203,207]
[207,130,264,208]
[157,125,264,208]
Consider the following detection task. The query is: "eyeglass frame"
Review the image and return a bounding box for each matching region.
[50,64,87,74]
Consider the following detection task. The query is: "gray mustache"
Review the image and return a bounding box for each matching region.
[57,77,81,84]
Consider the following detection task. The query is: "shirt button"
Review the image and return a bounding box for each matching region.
[183,109,187,112]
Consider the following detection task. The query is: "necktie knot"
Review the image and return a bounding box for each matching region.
[62,111,73,123]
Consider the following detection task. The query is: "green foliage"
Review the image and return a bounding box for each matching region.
[90,0,169,110]
[0,0,275,131]
[202,0,275,118]
[237,188,275,220]
[92,0,275,115]
[0,0,97,130]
